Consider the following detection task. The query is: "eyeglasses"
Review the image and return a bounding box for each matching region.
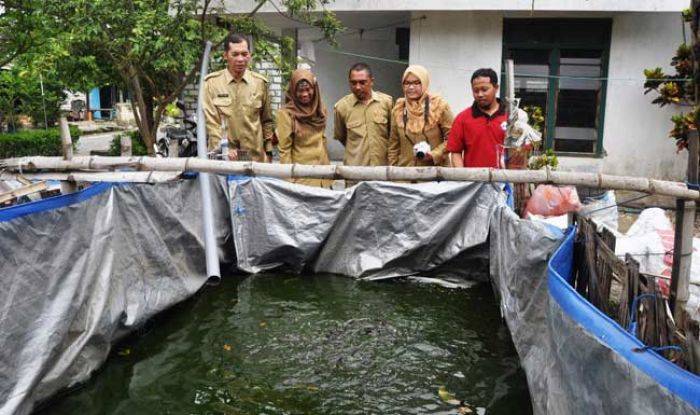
[402,80,422,87]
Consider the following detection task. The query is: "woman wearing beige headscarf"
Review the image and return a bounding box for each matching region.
[388,65,454,167]
[276,69,332,188]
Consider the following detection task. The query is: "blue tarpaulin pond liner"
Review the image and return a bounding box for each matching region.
[0,177,699,414]
[545,229,700,412]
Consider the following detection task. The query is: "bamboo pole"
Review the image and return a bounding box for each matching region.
[1,156,699,200]
[120,134,132,156]
[0,181,47,204]
[58,117,77,194]
[1,171,181,183]
[59,117,73,161]
[670,199,695,325]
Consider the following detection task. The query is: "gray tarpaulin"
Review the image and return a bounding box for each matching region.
[0,179,231,415]
[229,178,501,279]
[2,176,699,414]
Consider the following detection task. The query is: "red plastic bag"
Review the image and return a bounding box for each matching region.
[523,185,582,217]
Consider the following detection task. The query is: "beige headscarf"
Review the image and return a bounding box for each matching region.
[395,65,447,135]
[284,68,326,136]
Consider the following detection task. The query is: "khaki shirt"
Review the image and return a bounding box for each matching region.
[388,96,454,167]
[203,69,274,162]
[276,109,332,188]
[333,91,393,166]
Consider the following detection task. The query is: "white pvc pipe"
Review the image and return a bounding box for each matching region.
[195,41,221,279]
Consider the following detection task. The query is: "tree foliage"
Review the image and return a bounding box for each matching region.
[644,7,698,151]
[0,66,66,132]
[0,1,46,67]
[2,0,342,153]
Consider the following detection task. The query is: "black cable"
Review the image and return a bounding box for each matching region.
[582,194,651,215]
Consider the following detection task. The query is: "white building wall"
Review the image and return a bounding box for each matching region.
[597,12,686,180]
[408,11,504,115]
[301,28,407,160]
[409,10,687,180]
[226,0,686,14]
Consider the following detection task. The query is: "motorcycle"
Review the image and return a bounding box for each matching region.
[154,102,198,158]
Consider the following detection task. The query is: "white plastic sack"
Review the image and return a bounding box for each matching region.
[615,208,672,278]
[614,208,700,317]
[526,212,569,230]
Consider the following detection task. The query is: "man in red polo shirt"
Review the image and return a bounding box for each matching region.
[447,68,508,168]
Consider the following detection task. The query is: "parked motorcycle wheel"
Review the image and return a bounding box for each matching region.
[154,139,169,158]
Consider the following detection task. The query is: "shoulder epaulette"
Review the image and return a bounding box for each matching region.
[376,91,393,102]
[251,71,269,83]
[334,94,352,109]
[204,70,223,81]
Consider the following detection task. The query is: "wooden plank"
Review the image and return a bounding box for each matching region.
[625,255,641,341]
[593,235,627,278]
[617,254,631,327]
[627,255,640,326]
[600,227,617,314]
[582,218,601,307]
[640,275,658,347]
[573,217,589,297]
[14,175,32,186]
[589,225,617,315]
[0,181,47,204]
[656,281,669,348]
[685,319,700,374]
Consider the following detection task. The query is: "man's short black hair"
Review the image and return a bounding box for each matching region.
[225,34,250,52]
[348,62,373,78]
[471,68,498,86]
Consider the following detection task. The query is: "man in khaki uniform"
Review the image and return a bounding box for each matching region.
[334,63,393,172]
[203,34,274,162]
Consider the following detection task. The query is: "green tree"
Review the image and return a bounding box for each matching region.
[0,1,47,68]
[643,6,698,153]
[3,0,342,154]
[0,66,66,131]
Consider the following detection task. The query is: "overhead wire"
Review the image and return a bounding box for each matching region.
[249,5,687,84]
[312,47,690,84]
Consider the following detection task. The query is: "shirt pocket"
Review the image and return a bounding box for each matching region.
[247,92,263,115]
[372,111,390,141]
[346,119,364,137]
[372,112,389,125]
[212,97,232,116]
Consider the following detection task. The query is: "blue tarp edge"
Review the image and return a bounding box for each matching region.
[547,227,700,409]
[0,182,114,222]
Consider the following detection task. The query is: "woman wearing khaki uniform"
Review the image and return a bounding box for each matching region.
[276,69,332,188]
[388,65,454,167]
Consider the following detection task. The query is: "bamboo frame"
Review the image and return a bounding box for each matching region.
[0,181,47,204]
[1,156,698,200]
[0,171,182,183]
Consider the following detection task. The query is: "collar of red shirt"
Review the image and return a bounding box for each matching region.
[471,99,506,120]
